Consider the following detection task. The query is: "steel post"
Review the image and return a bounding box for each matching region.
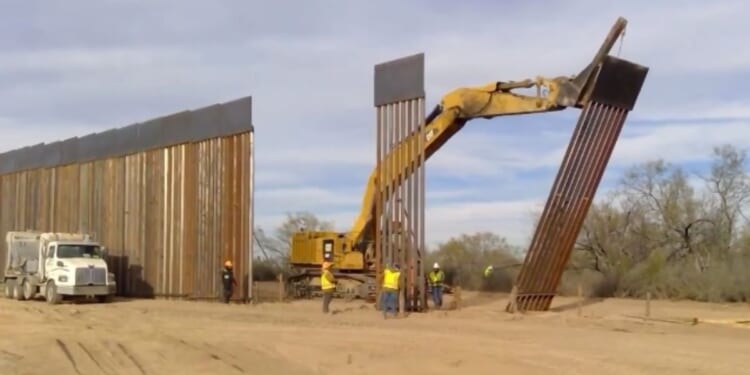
[374,53,427,312]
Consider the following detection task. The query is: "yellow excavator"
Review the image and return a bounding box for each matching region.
[286,17,644,299]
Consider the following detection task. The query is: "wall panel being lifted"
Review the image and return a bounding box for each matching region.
[0,97,255,301]
[510,56,649,312]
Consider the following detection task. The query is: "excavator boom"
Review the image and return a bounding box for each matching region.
[346,17,642,248]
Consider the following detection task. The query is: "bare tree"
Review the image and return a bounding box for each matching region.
[617,160,713,272]
[699,144,750,255]
[254,211,335,264]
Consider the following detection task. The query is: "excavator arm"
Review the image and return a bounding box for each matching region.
[346,17,630,249]
[347,78,567,247]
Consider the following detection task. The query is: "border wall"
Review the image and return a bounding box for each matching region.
[0,96,255,301]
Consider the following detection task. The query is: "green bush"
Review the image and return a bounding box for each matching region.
[562,254,750,303]
[426,232,521,292]
[252,259,286,281]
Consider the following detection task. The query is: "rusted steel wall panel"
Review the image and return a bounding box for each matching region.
[511,102,626,311]
[374,54,427,312]
[509,105,629,310]
[0,98,254,302]
[509,56,648,312]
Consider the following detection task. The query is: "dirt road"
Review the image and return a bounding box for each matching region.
[0,291,748,375]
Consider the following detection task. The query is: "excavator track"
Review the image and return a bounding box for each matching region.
[286,270,377,301]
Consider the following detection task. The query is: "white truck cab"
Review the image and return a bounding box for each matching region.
[3,231,117,304]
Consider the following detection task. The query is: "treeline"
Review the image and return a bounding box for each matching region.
[430,144,750,303]
[254,144,750,302]
[567,144,750,302]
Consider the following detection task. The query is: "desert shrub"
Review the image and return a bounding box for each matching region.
[252,259,286,281]
[559,269,617,297]
[562,253,750,303]
[426,232,521,291]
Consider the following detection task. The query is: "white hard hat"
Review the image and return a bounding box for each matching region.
[433,262,440,269]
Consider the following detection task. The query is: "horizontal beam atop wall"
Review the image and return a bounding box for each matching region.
[0,96,253,175]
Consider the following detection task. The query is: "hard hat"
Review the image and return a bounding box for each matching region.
[224,260,233,268]
[322,261,333,269]
[433,262,440,269]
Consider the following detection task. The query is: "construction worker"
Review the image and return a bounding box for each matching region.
[484,265,494,278]
[321,261,337,313]
[428,262,445,309]
[381,263,401,318]
[221,260,237,304]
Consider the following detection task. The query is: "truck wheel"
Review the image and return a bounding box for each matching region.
[96,295,112,303]
[13,282,26,301]
[45,282,62,305]
[23,280,36,300]
[4,280,15,299]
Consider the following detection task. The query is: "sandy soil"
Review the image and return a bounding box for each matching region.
[0,288,748,375]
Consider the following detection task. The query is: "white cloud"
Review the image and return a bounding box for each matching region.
[425,199,545,247]
[611,121,750,166]
[0,117,100,153]
[255,186,363,212]
[429,117,750,181]
[633,101,750,122]
[0,47,191,72]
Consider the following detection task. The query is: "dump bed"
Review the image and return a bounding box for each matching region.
[4,231,42,276]
[4,231,94,278]
[39,232,92,244]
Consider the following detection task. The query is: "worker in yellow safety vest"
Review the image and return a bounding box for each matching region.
[381,263,401,318]
[321,262,337,313]
[484,265,494,278]
[428,262,445,309]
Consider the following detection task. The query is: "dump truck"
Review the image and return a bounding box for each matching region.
[3,231,117,304]
[285,16,648,301]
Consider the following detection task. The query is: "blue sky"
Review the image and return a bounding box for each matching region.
[1,0,749,249]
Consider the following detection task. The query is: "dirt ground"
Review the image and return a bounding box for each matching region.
[0,287,748,375]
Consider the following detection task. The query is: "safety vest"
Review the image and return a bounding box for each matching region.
[428,270,445,286]
[484,266,493,278]
[382,269,400,290]
[321,270,336,290]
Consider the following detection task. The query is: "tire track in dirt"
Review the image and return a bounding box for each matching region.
[0,349,23,361]
[98,340,153,375]
[166,336,245,373]
[55,339,81,375]
[37,302,163,375]
[56,339,118,374]
[77,342,108,375]
[100,340,130,370]
[203,342,246,372]
[116,342,147,375]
